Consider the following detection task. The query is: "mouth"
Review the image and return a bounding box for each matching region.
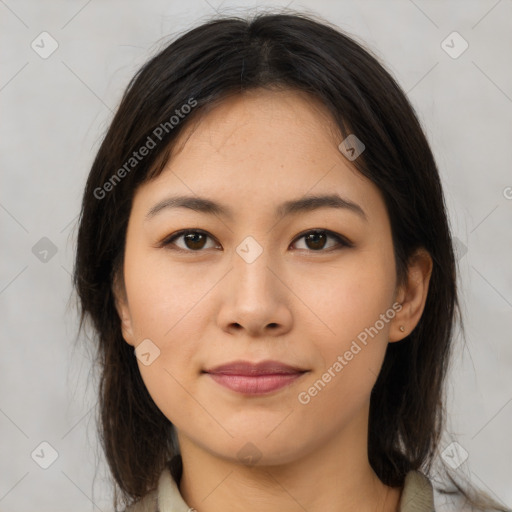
[204,372,307,394]
[202,359,309,395]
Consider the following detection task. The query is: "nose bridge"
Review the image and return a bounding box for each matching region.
[232,234,275,298]
[218,233,290,334]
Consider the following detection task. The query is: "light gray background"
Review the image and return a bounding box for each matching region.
[1,0,511,510]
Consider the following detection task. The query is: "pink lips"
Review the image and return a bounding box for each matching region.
[203,360,308,395]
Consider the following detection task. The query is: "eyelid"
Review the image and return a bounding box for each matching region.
[159,228,353,252]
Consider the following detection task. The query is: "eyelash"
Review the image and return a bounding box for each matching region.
[159,228,353,254]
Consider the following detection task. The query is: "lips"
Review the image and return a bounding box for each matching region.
[203,359,306,376]
[203,360,308,395]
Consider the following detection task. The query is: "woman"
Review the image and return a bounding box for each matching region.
[73,10,510,512]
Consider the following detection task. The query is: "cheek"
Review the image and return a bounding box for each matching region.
[121,252,203,422]
[303,250,396,341]
[124,255,205,426]
[136,359,199,435]
[123,246,204,341]
[298,250,396,405]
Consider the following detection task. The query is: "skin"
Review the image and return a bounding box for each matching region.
[114,88,433,512]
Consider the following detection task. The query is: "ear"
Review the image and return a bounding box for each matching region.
[389,247,433,342]
[112,270,136,347]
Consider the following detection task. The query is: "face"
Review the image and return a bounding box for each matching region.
[116,88,408,466]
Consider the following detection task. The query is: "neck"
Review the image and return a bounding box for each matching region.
[176,403,402,512]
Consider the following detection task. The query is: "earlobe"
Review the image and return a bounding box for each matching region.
[389,247,433,342]
[112,272,136,347]
[117,303,136,347]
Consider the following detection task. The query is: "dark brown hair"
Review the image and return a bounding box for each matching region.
[73,9,510,511]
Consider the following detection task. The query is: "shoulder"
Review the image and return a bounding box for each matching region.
[399,470,435,512]
[120,459,190,512]
[122,489,158,512]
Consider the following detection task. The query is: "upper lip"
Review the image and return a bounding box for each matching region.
[203,360,307,375]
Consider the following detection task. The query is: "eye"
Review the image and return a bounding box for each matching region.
[161,229,219,252]
[291,229,353,251]
[160,228,352,253]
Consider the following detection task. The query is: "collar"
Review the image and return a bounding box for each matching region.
[126,463,435,511]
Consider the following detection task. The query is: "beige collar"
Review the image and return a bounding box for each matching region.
[398,470,435,511]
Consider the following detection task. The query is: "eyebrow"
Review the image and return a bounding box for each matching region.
[146,193,368,222]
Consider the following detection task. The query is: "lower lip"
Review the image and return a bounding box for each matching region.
[206,372,305,394]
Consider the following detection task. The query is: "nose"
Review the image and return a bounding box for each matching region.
[216,241,293,338]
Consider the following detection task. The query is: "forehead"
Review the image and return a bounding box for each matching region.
[171,87,342,159]
[133,88,387,226]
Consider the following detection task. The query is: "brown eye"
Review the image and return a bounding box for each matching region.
[162,230,218,252]
[304,232,327,250]
[182,232,208,250]
[161,228,351,253]
[292,229,352,252]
